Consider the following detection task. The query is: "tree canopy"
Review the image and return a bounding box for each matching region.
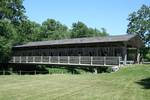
[41,19,69,40]
[127,5,150,47]
[0,0,26,23]
[70,21,108,38]
[0,0,26,62]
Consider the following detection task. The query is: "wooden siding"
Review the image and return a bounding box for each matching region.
[12,47,123,57]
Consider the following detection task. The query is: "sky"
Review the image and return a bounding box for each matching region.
[23,0,149,35]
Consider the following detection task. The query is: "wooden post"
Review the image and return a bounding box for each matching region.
[123,44,127,65]
[58,56,60,63]
[49,56,51,63]
[79,56,81,64]
[91,56,93,65]
[68,56,70,64]
[19,56,21,63]
[104,57,106,65]
[25,56,28,63]
[123,48,127,65]
[33,56,35,63]
[118,56,121,67]
[137,48,140,64]
[41,56,43,63]
[13,56,15,63]
[27,56,29,63]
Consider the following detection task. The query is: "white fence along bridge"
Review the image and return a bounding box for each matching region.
[10,56,121,67]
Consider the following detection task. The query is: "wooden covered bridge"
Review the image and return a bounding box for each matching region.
[10,34,143,68]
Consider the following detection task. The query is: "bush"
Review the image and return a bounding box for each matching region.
[106,67,112,73]
[141,47,150,61]
[145,51,150,61]
[47,68,69,74]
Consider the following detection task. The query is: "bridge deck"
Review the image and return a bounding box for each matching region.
[10,56,121,67]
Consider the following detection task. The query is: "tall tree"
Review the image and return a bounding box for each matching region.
[70,21,89,38]
[70,21,108,38]
[0,0,26,23]
[41,19,69,40]
[0,20,17,62]
[0,0,26,62]
[127,5,150,47]
[16,20,41,43]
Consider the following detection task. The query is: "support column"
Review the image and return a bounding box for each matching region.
[19,56,21,63]
[90,56,93,65]
[123,44,127,65]
[93,68,98,74]
[79,55,81,65]
[68,56,70,64]
[49,56,51,63]
[118,56,121,67]
[58,56,60,63]
[137,48,140,64]
[13,56,15,63]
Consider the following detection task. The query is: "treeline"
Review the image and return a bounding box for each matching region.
[0,0,108,63]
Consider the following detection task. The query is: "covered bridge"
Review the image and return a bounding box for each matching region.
[10,34,143,67]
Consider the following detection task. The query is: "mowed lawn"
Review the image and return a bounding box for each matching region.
[0,65,150,100]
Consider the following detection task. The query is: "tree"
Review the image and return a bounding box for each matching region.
[16,20,41,43]
[70,21,89,38]
[127,5,150,47]
[70,21,108,38]
[0,20,17,62]
[0,0,26,23]
[41,19,70,40]
[0,0,26,62]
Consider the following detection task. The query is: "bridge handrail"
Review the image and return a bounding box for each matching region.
[10,56,121,66]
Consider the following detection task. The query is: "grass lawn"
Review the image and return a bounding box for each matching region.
[0,64,150,100]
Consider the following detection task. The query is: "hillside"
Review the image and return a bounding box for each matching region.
[0,64,150,100]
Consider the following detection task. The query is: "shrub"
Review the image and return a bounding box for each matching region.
[141,47,150,61]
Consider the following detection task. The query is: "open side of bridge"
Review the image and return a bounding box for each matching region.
[9,56,122,67]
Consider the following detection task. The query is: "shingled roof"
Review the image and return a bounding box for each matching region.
[14,34,140,48]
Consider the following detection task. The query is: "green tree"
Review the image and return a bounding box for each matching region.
[70,21,89,38]
[0,0,26,23]
[70,21,108,38]
[127,5,150,47]
[41,19,70,40]
[0,20,16,62]
[0,0,26,62]
[16,20,41,43]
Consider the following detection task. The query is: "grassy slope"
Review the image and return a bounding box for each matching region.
[0,64,150,100]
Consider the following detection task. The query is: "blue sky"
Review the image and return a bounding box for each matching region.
[23,0,149,35]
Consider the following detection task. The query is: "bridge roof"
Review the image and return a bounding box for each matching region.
[14,34,143,48]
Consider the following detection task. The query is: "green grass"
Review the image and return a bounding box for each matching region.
[0,64,150,100]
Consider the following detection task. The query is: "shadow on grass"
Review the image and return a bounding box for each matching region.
[136,78,150,89]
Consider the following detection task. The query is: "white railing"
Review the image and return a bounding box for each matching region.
[9,56,121,66]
